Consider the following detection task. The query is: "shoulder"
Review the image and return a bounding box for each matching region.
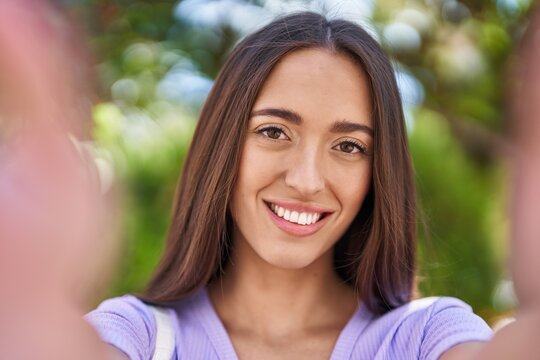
[414,297,492,360]
[85,295,159,360]
[86,289,219,360]
[350,297,492,360]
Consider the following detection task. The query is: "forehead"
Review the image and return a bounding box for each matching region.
[253,48,372,128]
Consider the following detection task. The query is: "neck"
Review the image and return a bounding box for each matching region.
[208,236,357,338]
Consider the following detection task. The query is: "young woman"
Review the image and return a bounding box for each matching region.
[4,3,540,359]
[86,12,494,359]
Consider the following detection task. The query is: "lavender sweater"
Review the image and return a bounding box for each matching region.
[86,288,492,360]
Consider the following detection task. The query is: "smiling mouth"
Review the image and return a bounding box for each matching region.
[265,201,330,226]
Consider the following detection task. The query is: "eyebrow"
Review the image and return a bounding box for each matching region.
[330,120,374,137]
[250,107,373,137]
[251,108,302,125]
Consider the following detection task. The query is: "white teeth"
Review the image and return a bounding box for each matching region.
[283,209,291,221]
[269,203,323,226]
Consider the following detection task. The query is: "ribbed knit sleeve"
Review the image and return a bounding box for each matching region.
[85,295,156,360]
[419,297,492,360]
[348,297,492,359]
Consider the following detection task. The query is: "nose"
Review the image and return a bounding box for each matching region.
[284,146,325,196]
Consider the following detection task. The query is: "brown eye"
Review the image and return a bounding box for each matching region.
[333,140,366,155]
[256,126,289,141]
[266,128,283,139]
[339,142,356,153]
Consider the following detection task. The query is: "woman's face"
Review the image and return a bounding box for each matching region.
[230,48,373,270]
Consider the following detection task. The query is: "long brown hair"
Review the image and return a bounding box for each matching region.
[141,11,416,315]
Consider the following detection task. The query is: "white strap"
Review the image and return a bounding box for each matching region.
[149,305,175,360]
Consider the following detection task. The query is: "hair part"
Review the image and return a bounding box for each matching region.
[141,11,416,315]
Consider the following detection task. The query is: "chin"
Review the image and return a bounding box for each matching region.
[256,244,323,270]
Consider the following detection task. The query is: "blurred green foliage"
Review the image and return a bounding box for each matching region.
[411,108,506,319]
[93,101,195,295]
[77,0,531,320]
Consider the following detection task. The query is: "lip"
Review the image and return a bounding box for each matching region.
[264,199,334,214]
[263,200,333,237]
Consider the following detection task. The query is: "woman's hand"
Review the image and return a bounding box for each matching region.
[443,4,540,359]
[0,1,120,358]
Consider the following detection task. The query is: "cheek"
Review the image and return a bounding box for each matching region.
[232,145,280,213]
[329,163,372,215]
[236,144,283,191]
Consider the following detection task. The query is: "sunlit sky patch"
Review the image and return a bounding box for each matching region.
[175,0,374,35]
[496,0,531,16]
[170,0,421,125]
[395,66,425,132]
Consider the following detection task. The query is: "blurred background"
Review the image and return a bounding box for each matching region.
[60,0,532,323]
